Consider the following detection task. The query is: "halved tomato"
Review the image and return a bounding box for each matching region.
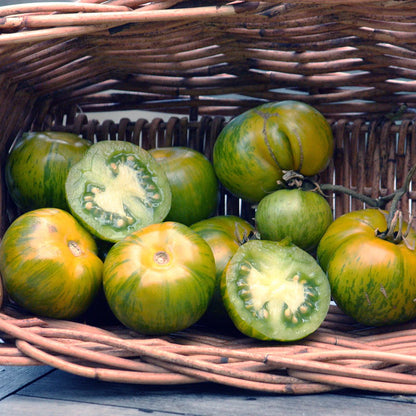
[221,239,331,341]
[65,140,172,242]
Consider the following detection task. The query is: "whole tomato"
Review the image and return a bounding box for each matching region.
[212,100,334,203]
[255,188,333,252]
[5,131,92,212]
[149,147,219,225]
[190,215,255,321]
[317,208,416,326]
[0,208,103,319]
[103,221,216,334]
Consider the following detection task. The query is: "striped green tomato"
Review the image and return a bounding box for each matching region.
[317,208,416,326]
[103,221,216,335]
[5,131,92,212]
[149,147,219,225]
[255,188,333,252]
[0,208,103,319]
[212,100,334,203]
[190,215,255,321]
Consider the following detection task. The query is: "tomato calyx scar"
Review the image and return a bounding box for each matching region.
[154,250,170,265]
[68,240,83,257]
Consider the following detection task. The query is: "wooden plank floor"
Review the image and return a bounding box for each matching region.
[1,365,416,415]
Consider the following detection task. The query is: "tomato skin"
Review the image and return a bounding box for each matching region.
[0,208,103,319]
[317,209,416,326]
[255,188,333,252]
[190,215,255,320]
[149,147,219,225]
[102,221,216,335]
[212,101,334,203]
[5,132,92,212]
[221,239,331,341]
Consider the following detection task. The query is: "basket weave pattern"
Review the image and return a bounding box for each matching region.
[2,0,416,394]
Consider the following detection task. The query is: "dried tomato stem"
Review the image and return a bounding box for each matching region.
[280,171,386,208]
[385,163,416,230]
[281,165,416,229]
[318,184,386,208]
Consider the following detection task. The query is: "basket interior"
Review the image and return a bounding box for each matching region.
[3,1,416,395]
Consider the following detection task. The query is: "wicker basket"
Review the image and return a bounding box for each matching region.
[2,0,416,395]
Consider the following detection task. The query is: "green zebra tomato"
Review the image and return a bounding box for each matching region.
[103,221,216,335]
[0,208,103,319]
[317,208,416,326]
[65,140,172,242]
[5,131,92,212]
[213,100,334,203]
[149,147,219,225]
[221,239,331,341]
[255,188,333,252]
[190,215,255,321]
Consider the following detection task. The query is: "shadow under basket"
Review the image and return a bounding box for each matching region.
[2,0,416,395]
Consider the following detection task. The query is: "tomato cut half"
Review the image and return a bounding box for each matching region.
[221,239,331,341]
[65,140,172,242]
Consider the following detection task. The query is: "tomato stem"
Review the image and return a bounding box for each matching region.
[280,170,392,208]
[385,163,416,228]
[280,165,416,245]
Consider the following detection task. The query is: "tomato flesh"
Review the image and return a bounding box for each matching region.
[65,140,172,242]
[221,239,331,341]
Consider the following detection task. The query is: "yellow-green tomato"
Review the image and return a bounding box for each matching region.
[0,208,103,319]
[213,100,334,203]
[103,221,216,335]
[317,209,416,326]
